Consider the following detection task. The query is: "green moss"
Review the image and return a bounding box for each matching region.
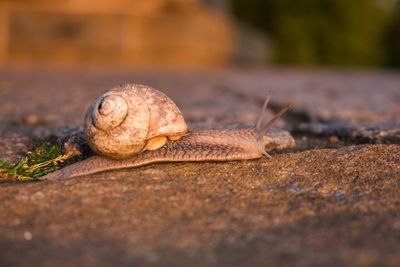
[0,143,74,181]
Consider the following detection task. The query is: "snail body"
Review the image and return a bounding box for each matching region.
[40,84,295,180]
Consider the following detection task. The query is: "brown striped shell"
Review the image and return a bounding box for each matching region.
[84,84,187,159]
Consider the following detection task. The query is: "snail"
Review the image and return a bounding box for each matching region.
[40,84,295,180]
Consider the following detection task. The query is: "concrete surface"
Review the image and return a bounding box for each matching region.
[0,68,399,267]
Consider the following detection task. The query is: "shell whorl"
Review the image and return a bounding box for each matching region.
[84,84,187,159]
[92,94,129,131]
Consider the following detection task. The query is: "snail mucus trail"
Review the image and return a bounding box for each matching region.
[40,84,295,180]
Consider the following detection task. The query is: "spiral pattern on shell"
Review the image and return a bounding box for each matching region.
[83,84,187,159]
[91,94,129,131]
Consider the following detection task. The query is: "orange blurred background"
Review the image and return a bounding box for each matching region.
[0,0,268,69]
[1,0,399,69]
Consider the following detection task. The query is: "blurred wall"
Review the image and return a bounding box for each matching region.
[0,0,268,68]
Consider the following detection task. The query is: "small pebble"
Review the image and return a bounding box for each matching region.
[20,115,44,126]
[329,135,340,144]
[335,193,346,202]
[23,231,32,240]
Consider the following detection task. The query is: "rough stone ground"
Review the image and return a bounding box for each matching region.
[0,68,399,267]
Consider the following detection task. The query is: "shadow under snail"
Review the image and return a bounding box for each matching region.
[40,84,295,180]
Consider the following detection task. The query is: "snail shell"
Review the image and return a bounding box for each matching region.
[84,84,187,159]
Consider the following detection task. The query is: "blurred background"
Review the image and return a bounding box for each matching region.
[0,0,399,69]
